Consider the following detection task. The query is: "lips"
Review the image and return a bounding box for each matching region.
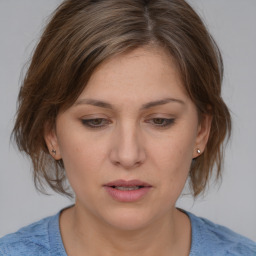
[103,179,152,202]
[104,179,152,188]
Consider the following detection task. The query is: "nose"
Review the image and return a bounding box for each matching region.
[109,122,146,169]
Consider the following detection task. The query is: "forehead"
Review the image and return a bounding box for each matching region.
[76,47,188,105]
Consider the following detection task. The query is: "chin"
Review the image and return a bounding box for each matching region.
[100,207,162,231]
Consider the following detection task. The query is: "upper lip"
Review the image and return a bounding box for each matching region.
[104,179,152,187]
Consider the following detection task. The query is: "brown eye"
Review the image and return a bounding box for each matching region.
[91,119,103,125]
[153,118,165,125]
[81,118,110,129]
[147,118,175,128]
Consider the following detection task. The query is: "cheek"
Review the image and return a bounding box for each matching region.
[152,130,196,168]
[61,144,104,201]
[57,130,105,186]
[65,146,102,170]
[150,127,197,192]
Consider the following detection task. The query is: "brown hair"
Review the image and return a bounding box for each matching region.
[13,0,231,197]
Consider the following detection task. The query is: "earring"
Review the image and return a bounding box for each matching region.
[51,149,56,155]
[197,148,201,154]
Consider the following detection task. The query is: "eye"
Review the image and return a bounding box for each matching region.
[146,118,175,128]
[81,118,111,129]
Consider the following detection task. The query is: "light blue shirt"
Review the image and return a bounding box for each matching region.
[0,209,255,255]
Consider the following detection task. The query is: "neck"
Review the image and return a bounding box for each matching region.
[60,205,191,256]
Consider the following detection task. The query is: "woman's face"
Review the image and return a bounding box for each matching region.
[45,47,211,230]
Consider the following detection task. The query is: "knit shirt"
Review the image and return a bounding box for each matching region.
[0,209,255,256]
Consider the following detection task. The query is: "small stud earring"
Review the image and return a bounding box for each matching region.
[197,148,201,154]
[51,149,56,155]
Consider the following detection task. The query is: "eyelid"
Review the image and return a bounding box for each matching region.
[145,117,175,128]
[81,118,111,129]
[80,116,176,129]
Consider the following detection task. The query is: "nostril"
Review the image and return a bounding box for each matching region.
[109,139,146,169]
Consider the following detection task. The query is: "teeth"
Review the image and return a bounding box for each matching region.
[115,186,140,191]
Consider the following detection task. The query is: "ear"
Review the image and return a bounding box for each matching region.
[44,123,62,160]
[193,114,212,158]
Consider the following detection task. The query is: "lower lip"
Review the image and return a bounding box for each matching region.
[104,186,152,202]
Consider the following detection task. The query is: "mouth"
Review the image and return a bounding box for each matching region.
[110,186,144,191]
[104,179,152,189]
[103,179,152,202]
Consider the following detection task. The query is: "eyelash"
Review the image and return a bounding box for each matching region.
[81,118,175,129]
[146,118,175,127]
[81,118,111,129]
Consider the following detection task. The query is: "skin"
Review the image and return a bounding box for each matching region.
[45,46,212,256]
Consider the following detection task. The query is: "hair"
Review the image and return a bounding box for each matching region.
[13,0,231,197]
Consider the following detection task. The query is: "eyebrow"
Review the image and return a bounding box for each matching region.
[75,98,113,109]
[141,98,184,109]
[74,97,185,110]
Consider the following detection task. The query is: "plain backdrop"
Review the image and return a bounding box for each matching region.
[0,0,255,241]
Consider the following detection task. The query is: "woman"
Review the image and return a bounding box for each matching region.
[0,0,255,255]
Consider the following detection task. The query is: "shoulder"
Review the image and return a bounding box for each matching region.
[0,214,58,256]
[186,211,256,256]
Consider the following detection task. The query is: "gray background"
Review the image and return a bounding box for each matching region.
[0,1,255,241]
